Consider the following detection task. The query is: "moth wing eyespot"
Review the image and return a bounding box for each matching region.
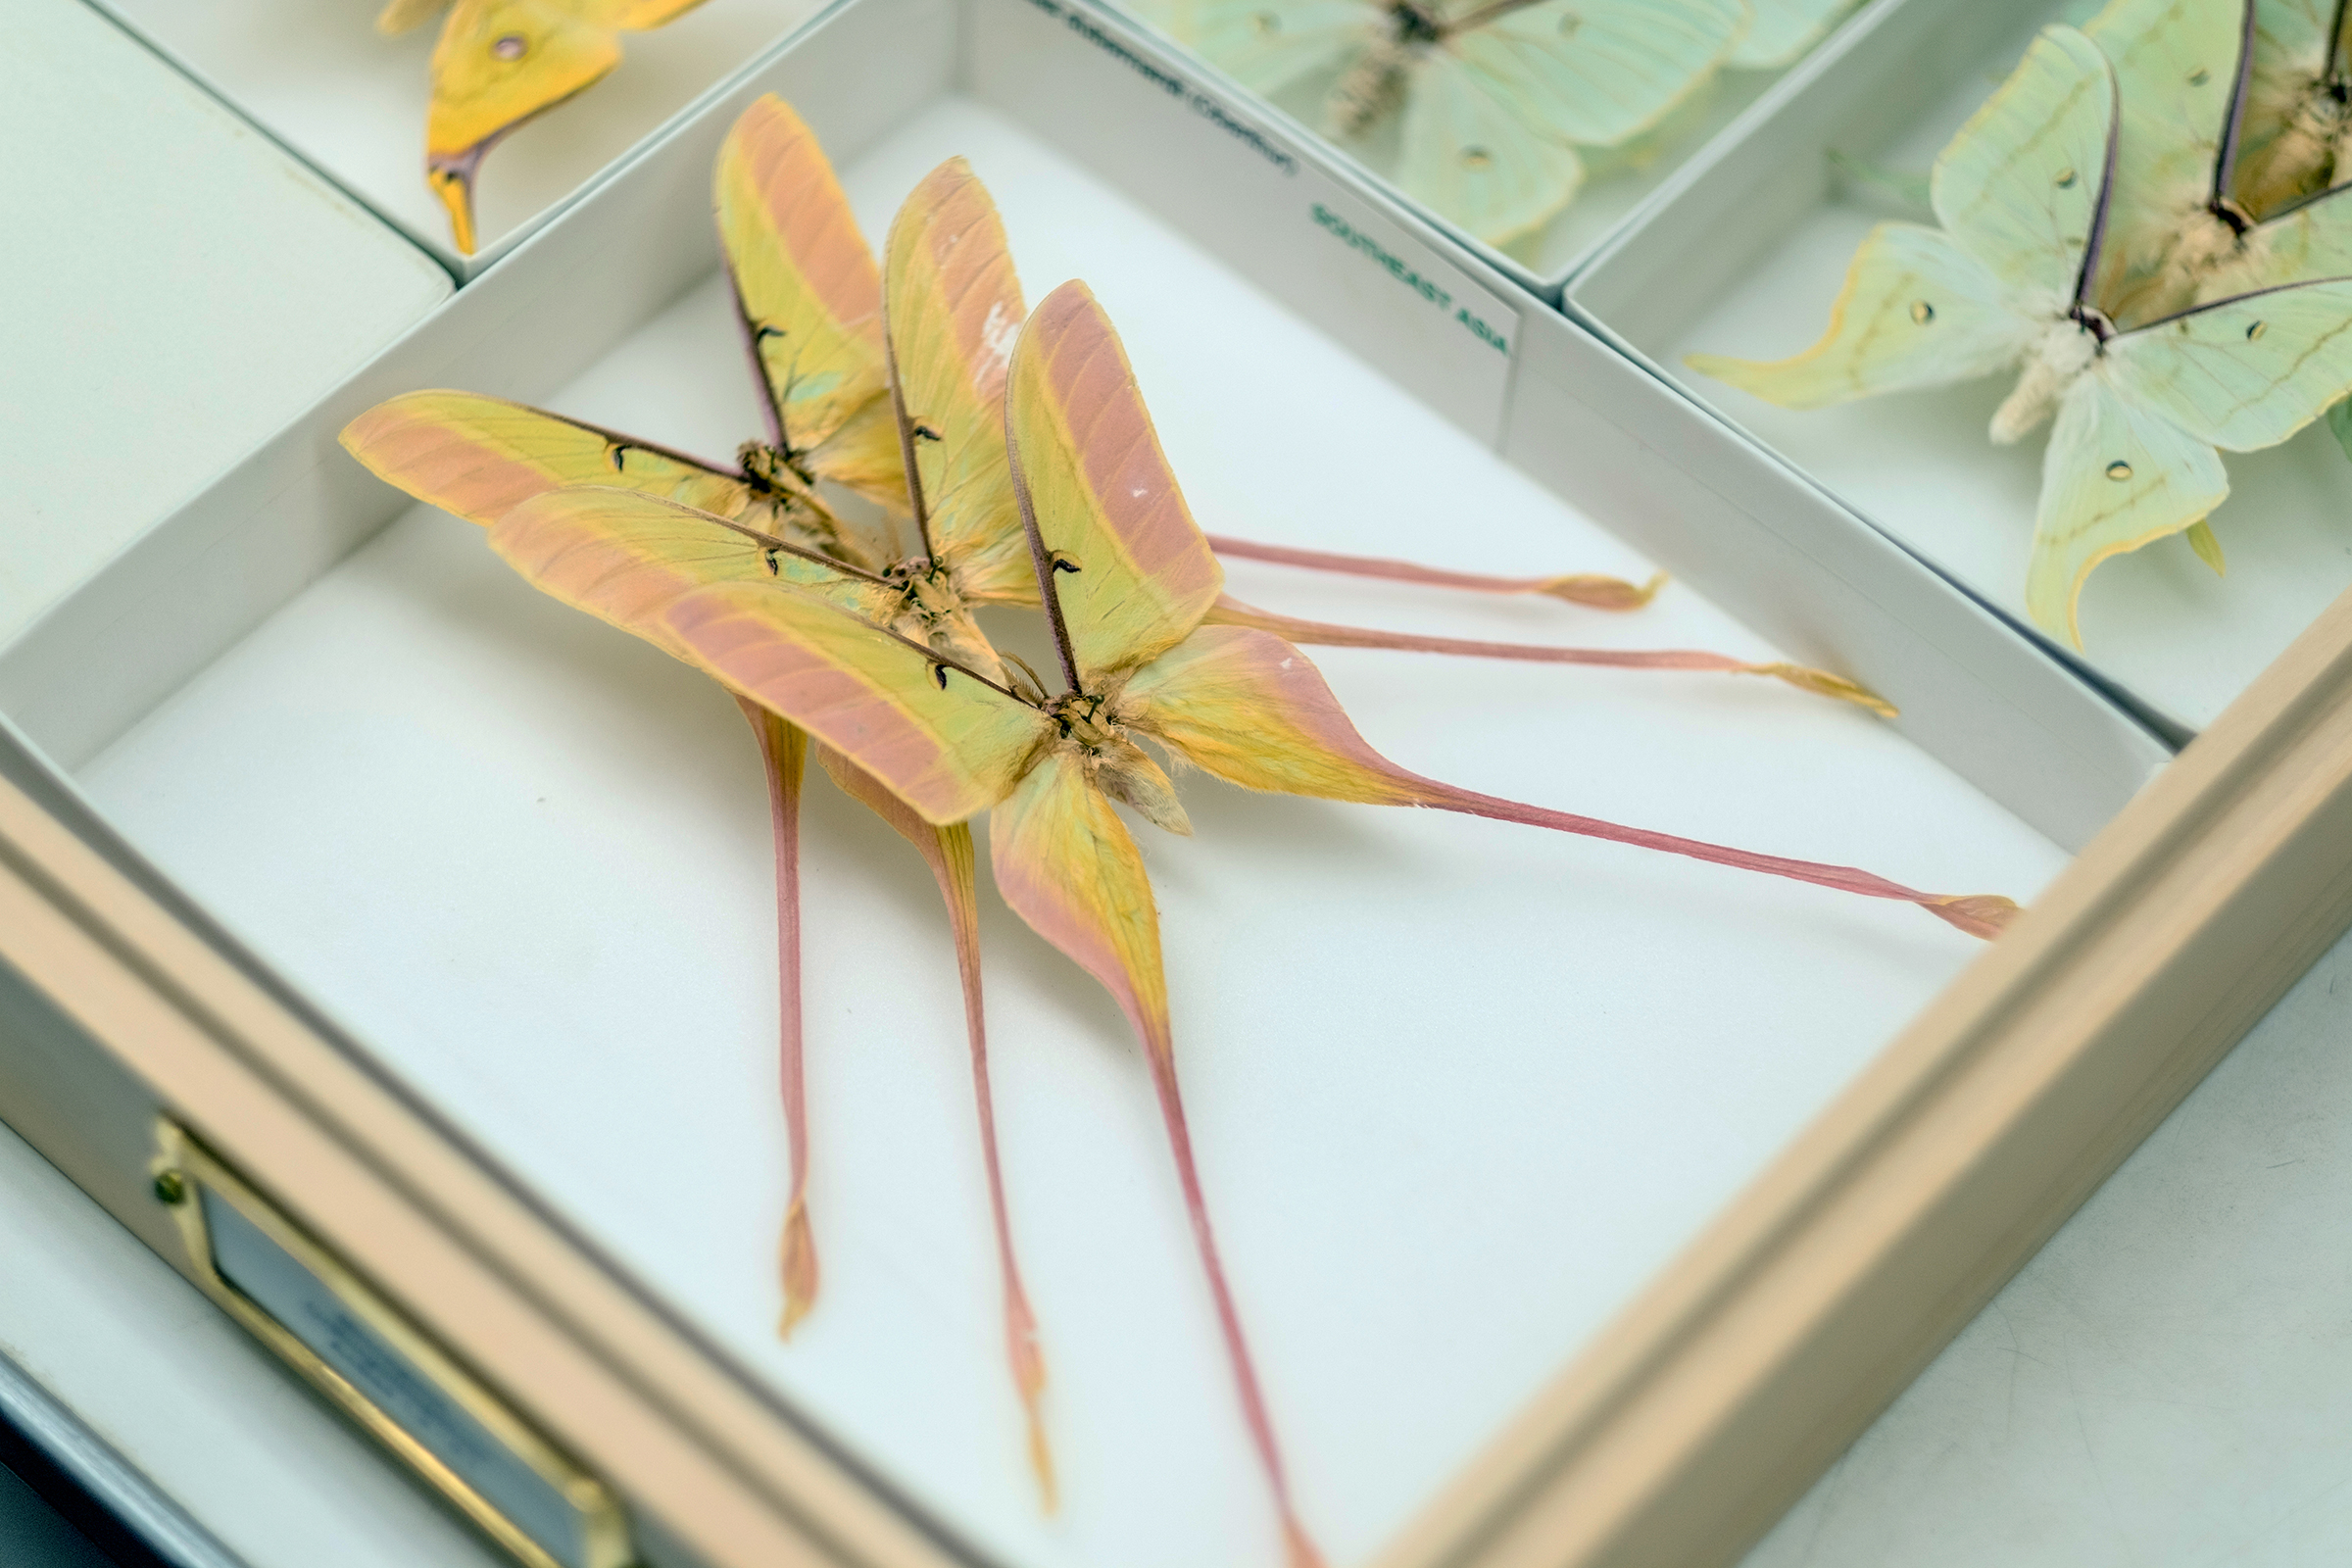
[1051,551,1082,574]
[930,662,951,690]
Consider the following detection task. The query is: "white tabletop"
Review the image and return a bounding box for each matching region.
[1740,919,2352,1568]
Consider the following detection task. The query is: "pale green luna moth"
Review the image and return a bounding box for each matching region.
[1689,24,2352,646]
[1131,0,1746,244]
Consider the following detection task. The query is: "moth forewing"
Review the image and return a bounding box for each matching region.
[880,158,1037,602]
[1926,27,2119,303]
[486,487,901,653]
[1004,281,1227,684]
[341,391,758,532]
[1729,0,1856,71]
[713,97,909,515]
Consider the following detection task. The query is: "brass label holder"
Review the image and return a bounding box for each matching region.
[150,1119,634,1568]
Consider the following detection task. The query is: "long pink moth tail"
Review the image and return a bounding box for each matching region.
[740,700,820,1337]
[815,745,1058,1506]
[1138,1044,1326,1568]
[1207,597,1894,715]
[1143,1041,1326,1568]
[1402,770,2018,939]
[1205,533,1664,612]
[931,822,1057,1510]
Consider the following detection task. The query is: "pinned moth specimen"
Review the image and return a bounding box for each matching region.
[612,278,2018,1566]
[347,92,1710,1372]
[347,94,1737,1499]
[1687,24,2352,645]
[376,0,712,255]
[1129,0,1747,244]
[344,92,1908,1521]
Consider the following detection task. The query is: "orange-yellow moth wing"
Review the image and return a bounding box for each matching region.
[490,487,887,656]
[661,580,1048,823]
[884,158,1038,602]
[715,97,907,508]
[425,0,629,254]
[989,750,1173,1061]
[1006,281,1223,682]
[340,390,753,529]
